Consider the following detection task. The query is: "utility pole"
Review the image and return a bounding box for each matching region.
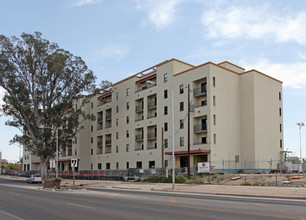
[187,84,191,178]
[161,127,164,176]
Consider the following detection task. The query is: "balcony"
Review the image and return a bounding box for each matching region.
[194,124,207,133]
[147,132,157,140]
[98,117,103,123]
[97,141,103,147]
[135,134,144,142]
[194,86,207,97]
[148,101,157,110]
[105,147,111,154]
[97,100,111,107]
[135,105,144,113]
[105,140,112,146]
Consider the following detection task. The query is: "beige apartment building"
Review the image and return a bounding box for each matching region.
[23,59,283,174]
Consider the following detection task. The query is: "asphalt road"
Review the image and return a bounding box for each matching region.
[0,177,306,220]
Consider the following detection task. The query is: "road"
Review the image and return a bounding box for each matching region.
[0,176,305,220]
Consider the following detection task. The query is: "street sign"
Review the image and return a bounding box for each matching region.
[50,160,55,168]
[198,162,210,173]
[71,159,78,168]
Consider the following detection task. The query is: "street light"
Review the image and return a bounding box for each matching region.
[40,126,59,178]
[146,80,175,190]
[297,122,305,170]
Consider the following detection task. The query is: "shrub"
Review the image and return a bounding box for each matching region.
[143,176,161,183]
[175,175,187,184]
[188,175,205,184]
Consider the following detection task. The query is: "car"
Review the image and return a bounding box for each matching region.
[26,174,42,184]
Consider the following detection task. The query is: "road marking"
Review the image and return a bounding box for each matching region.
[107,193,119,199]
[170,197,177,205]
[65,202,96,210]
[259,204,306,219]
[0,209,25,220]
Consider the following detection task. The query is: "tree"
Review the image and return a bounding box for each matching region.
[0,32,106,177]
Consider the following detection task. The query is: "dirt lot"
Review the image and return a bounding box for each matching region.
[200,174,306,186]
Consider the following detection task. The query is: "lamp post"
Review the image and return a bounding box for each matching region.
[297,122,304,173]
[146,80,175,190]
[40,126,59,178]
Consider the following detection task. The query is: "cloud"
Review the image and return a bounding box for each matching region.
[92,44,130,61]
[241,60,306,89]
[69,0,101,8]
[202,5,306,45]
[136,0,182,29]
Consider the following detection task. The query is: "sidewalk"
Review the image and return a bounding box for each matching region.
[60,179,306,199]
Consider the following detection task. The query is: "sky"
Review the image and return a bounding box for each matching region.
[1,0,306,162]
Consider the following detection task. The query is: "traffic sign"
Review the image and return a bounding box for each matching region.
[71,159,78,168]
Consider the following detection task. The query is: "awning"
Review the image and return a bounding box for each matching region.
[98,92,111,100]
[165,149,210,155]
[136,74,156,84]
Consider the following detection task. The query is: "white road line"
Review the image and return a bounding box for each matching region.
[65,202,96,210]
[0,209,25,220]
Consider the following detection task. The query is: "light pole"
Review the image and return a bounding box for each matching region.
[40,126,59,178]
[146,80,175,190]
[297,122,304,172]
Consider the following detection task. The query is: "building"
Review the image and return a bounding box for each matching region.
[0,151,8,166]
[24,59,283,173]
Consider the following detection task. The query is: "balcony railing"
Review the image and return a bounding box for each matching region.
[135,105,144,113]
[148,101,157,109]
[105,147,111,154]
[105,114,112,121]
[97,126,103,131]
[194,124,207,133]
[135,134,144,142]
[194,86,207,97]
[98,117,103,123]
[147,132,157,140]
[97,100,111,107]
[97,141,103,147]
[105,140,112,146]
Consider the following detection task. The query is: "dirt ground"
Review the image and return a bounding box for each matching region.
[201,174,306,186]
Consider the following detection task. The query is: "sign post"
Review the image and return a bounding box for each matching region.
[71,159,78,186]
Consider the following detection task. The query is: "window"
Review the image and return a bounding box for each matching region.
[116,132,119,140]
[154,143,157,149]
[214,133,216,144]
[126,116,130,124]
[280,139,282,148]
[213,77,216,87]
[180,119,184,129]
[165,160,168,167]
[75,137,77,144]
[136,161,142,169]
[75,104,78,110]
[279,108,282,116]
[126,88,130,96]
[116,119,119,126]
[179,84,184,94]
[213,115,216,125]
[91,137,93,144]
[91,102,93,109]
[91,149,93,155]
[126,130,129,138]
[126,144,129,152]
[116,145,119,153]
[106,163,110,170]
[91,163,93,170]
[279,92,281,101]
[116,105,119,113]
[98,163,102,170]
[116,92,119,100]
[180,102,184,111]
[164,73,168,82]
[180,137,184,146]
[202,137,207,144]
[164,139,168,148]
[126,162,129,169]
[75,149,77,156]
[213,96,216,106]
[280,124,282,132]
[149,161,155,169]
[126,102,130,110]
[164,90,168,99]
[91,125,93,132]
[164,122,168,131]
[164,106,168,115]
[116,162,119,169]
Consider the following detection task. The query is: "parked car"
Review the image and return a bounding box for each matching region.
[26,174,42,184]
